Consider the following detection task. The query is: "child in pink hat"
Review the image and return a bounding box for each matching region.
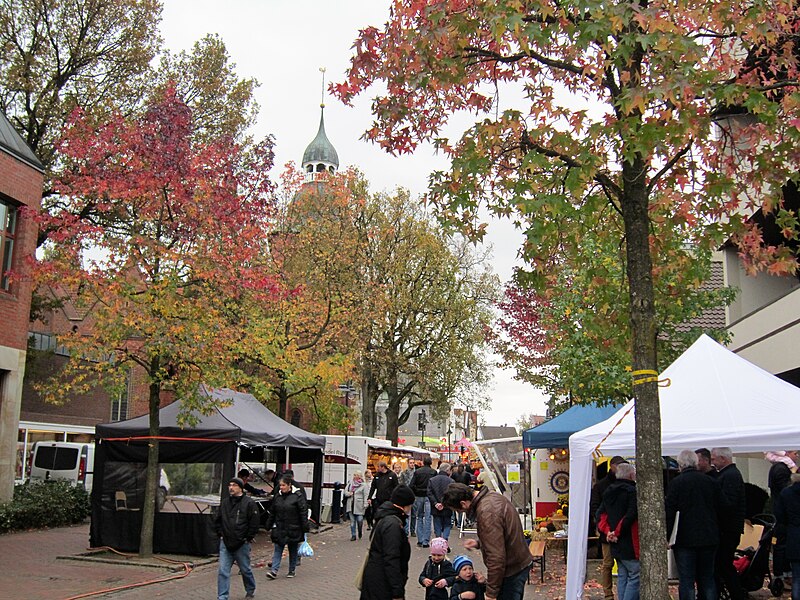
[419,537,456,600]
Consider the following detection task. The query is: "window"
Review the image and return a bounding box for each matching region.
[0,200,18,291]
[110,369,131,421]
[290,408,302,427]
[28,332,70,356]
[33,446,79,470]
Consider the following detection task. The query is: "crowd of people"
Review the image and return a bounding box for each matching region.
[590,448,800,600]
[215,445,800,600]
[358,473,531,600]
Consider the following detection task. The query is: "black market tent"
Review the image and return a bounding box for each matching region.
[97,387,326,449]
[522,402,621,449]
[91,386,325,555]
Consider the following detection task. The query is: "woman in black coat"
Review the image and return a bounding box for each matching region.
[775,472,800,600]
[265,475,308,579]
[360,486,415,600]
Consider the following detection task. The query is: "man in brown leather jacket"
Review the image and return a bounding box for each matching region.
[444,483,531,600]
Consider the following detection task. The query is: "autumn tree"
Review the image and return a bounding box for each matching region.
[150,33,259,145]
[34,89,278,556]
[233,167,373,432]
[356,190,497,444]
[336,1,800,597]
[493,250,734,406]
[0,1,260,245]
[0,0,161,180]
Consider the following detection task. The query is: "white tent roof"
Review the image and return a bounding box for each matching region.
[565,334,800,599]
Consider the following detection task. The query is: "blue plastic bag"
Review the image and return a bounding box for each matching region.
[298,534,314,558]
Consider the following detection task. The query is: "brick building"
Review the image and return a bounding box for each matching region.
[0,110,44,501]
[20,286,158,471]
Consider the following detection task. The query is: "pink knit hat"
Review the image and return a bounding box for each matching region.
[430,537,448,555]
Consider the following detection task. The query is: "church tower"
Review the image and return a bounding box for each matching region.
[301,68,339,181]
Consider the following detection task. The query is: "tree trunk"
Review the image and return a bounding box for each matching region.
[360,360,379,436]
[622,156,669,600]
[139,360,161,557]
[277,381,289,421]
[384,396,400,446]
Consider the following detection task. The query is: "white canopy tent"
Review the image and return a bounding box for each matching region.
[566,334,800,600]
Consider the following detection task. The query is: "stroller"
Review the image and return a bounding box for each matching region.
[724,514,783,597]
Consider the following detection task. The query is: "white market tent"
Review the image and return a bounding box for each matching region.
[566,334,800,600]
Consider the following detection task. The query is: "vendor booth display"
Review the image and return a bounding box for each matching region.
[90,387,325,555]
[523,402,622,519]
[566,335,800,600]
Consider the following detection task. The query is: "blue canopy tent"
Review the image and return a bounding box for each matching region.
[522,402,621,449]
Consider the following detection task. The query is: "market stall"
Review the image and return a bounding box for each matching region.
[566,335,800,600]
[90,386,325,555]
[523,402,622,518]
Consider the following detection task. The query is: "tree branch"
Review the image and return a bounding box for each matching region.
[647,141,693,194]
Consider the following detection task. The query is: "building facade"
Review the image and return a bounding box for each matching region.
[0,111,44,500]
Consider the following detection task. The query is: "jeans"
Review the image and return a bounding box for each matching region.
[415,496,431,544]
[350,514,364,538]
[271,541,299,574]
[217,540,255,600]
[791,561,800,600]
[497,563,530,600]
[673,545,717,600]
[617,558,640,600]
[432,513,452,541]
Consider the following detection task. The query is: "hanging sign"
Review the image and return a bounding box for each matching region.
[506,463,521,484]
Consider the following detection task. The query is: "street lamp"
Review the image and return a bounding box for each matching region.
[447,425,453,463]
[338,383,356,484]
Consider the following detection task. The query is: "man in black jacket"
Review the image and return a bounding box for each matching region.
[428,463,454,544]
[667,450,725,600]
[590,456,627,600]
[214,477,260,600]
[711,447,746,600]
[237,468,267,496]
[410,456,437,547]
[369,461,399,507]
[360,485,415,600]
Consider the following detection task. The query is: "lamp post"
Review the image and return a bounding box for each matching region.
[338,383,356,485]
[447,425,453,463]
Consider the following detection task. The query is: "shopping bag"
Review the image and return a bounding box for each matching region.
[354,540,371,590]
[298,535,314,558]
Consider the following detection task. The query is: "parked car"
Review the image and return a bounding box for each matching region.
[29,441,95,491]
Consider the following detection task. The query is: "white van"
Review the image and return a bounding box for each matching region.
[29,441,94,491]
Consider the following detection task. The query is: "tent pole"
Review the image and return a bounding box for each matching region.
[235,445,241,475]
[286,446,290,471]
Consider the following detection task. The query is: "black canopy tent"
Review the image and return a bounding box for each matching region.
[91,387,325,555]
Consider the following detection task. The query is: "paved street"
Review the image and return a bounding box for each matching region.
[1,520,780,600]
[0,519,596,600]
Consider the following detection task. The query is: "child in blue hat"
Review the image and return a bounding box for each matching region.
[450,555,487,600]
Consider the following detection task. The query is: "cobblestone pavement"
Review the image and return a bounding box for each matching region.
[0,520,780,599]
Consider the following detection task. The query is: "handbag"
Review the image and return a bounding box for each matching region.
[354,514,401,591]
[354,535,372,590]
[298,534,314,558]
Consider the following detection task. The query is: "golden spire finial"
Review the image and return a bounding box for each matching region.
[319,67,327,109]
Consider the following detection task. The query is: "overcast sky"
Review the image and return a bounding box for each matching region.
[160,0,549,428]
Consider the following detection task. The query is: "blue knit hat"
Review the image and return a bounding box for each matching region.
[452,555,473,575]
